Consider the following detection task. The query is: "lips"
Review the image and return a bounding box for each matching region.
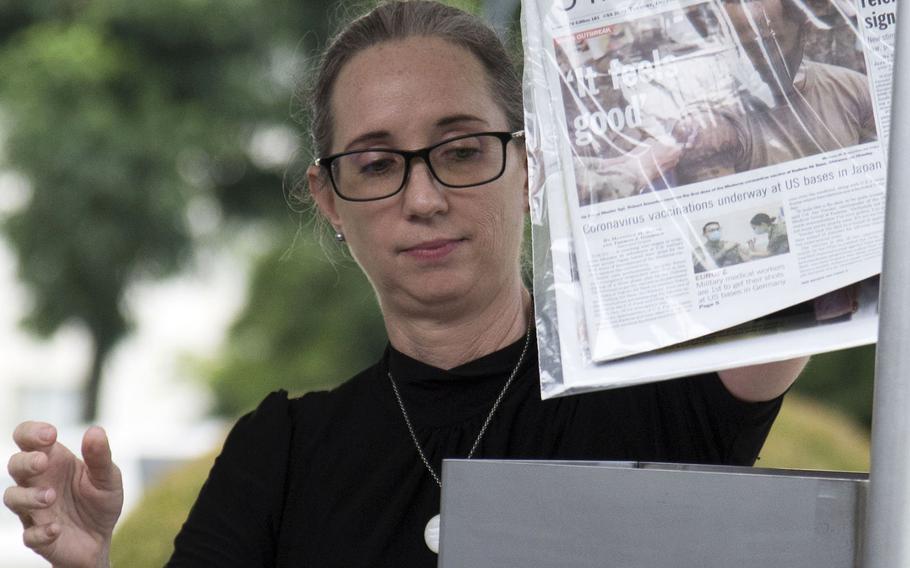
[400,238,465,261]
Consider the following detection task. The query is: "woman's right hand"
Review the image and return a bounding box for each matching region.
[4,422,124,568]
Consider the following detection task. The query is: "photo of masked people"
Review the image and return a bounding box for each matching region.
[748,212,790,256]
[693,221,752,272]
[673,0,877,184]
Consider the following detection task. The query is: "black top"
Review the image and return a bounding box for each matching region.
[168,335,783,567]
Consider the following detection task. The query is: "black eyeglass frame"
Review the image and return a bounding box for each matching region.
[314,130,525,202]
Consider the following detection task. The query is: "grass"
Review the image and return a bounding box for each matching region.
[759,392,870,472]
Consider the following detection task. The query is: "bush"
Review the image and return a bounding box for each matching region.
[760,393,870,471]
[110,451,217,567]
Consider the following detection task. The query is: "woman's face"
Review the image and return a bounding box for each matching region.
[309,37,527,313]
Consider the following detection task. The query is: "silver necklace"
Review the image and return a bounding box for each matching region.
[386,318,534,554]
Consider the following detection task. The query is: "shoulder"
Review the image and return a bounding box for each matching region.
[769,221,786,238]
[218,361,382,460]
[169,391,297,564]
[287,363,380,425]
[275,362,392,461]
[805,60,866,80]
[803,61,870,97]
[220,390,295,459]
[169,366,384,564]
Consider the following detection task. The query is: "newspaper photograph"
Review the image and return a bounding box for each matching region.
[522,0,894,395]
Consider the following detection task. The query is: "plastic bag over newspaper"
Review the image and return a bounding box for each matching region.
[523,0,895,397]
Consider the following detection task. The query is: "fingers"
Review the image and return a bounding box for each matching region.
[23,521,61,550]
[81,426,120,490]
[7,451,48,484]
[4,485,55,516]
[12,422,56,452]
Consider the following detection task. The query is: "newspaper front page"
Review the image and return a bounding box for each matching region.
[524,0,894,395]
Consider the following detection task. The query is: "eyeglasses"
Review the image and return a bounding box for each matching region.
[315,131,524,202]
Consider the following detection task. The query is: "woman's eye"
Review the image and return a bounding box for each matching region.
[443,146,482,161]
[359,157,396,176]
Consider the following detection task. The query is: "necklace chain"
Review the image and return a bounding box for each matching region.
[387,318,534,488]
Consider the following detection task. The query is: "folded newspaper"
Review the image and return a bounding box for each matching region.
[523,0,894,396]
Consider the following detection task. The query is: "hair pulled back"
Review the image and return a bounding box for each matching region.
[750,213,775,226]
[306,0,523,161]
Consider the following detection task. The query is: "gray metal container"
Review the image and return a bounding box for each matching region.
[439,460,867,568]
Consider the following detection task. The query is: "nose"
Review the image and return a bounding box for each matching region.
[401,158,448,219]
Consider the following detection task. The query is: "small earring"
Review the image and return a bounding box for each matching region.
[334,231,346,242]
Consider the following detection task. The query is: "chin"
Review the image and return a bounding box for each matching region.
[399,274,475,308]
[413,283,469,304]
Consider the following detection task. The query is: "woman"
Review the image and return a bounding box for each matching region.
[749,212,790,257]
[4,2,808,566]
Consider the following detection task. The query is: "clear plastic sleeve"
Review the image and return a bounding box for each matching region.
[523,0,894,397]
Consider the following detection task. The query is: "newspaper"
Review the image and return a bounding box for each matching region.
[523,0,894,395]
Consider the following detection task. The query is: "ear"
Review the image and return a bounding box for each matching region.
[308,164,344,232]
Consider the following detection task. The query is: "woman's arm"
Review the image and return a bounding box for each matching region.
[717,357,810,402]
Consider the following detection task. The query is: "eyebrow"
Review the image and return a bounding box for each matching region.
[343,131,392,152]
[436,114,488,128]
[342,114,490,152]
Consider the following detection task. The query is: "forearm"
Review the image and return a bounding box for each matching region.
[717,356,810,402]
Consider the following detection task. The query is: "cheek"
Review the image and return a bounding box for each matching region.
[473,186,526,253]
[335,207,390,264]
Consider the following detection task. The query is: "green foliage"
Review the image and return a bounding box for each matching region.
[111,451,217,567]
[791,345,876,429]
[443,0,483,13]
[1,22,189,340]
[0,0,332,419]
[761,393,870,472]
[205,235,387,416]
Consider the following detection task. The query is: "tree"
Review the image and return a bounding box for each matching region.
[205,238,388,416]
[0,0,301,420]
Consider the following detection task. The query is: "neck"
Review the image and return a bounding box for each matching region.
[770,49,805,105]
[382,283,531,370]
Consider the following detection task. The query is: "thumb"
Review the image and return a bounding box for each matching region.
[81,426,120,490]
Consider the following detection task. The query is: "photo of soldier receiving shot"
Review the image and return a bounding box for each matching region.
[555,0,877,207]
[692,205,790,272]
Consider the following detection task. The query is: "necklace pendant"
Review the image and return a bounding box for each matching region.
[424,514,441,553]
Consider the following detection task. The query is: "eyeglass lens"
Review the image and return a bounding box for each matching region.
[330,134,506,201]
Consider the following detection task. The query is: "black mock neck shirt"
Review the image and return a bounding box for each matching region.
[168,334,782,567]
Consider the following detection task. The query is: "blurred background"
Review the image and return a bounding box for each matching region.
[0,0,874,566]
